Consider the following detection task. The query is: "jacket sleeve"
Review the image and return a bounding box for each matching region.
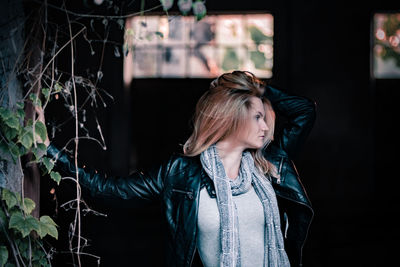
[46,144,167,201]
[264,85,317,159]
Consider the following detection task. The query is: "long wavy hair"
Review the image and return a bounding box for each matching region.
[183,70,278,176]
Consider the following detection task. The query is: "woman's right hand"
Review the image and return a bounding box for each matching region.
[35,105,50,147]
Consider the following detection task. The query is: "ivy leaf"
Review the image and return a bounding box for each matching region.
[39,257,48,266]
[41,87,50,99]
[4,127,18,141]
[40,215,57,227]
[4,116,20,130]
[32,143,47,161]
[8,143,20,160]
[0,246,8,266]
[50,171,61,185]
[34,121,47,143]
[16,101,24,109]
[0,107,12,120]
[33,249,47,266]
[160,0,174,11]
[9,213,40,238]
[16,238,29,259]
[23,198,36,215]
[32,247,44,261]
[54,83,63,93]
[29,93,42,108]
[41,157,54,174]
[16,108,25,120]
[15,193,22,207]
[19,128,33,149]
[37,142,47,151]
[1,188,18,209]
[38,215,58,239]
[8,142,20,164]
[193,0,206,21]
[178,0,192,15]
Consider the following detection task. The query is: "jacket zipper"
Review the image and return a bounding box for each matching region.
[277,194,314,266]
[277,157,284,184]
[172,188,194,199]
[171,187,196,266]
[284,212,289,239]
[189,247,196,267]
[189,185,200,267]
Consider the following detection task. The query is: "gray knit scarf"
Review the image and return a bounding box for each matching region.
[200,144,290,267]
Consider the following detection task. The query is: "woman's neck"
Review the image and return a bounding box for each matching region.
[216,139,245,180]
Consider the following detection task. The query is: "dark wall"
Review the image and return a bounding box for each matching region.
[40,0,400,266]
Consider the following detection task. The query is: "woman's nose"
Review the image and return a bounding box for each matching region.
[261,120,269,131]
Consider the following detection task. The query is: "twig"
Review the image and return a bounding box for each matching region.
[30,0,163,19]
[64,1,82,266]
[23,27,86,101]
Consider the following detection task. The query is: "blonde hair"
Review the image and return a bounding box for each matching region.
[184,70,278,176]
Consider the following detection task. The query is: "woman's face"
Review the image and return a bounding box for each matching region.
[236,96,269,149]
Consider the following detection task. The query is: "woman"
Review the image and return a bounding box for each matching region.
[41,70,316,267]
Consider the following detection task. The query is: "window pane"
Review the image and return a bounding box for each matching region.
[124,13,274,80]
[161,46,187,77]
[373,13,400,78]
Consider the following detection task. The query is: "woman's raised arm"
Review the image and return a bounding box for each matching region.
[264,85,317,159]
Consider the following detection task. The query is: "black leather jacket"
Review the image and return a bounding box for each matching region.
[47,85,316,267]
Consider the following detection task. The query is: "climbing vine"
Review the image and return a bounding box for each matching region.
[0,0,206,266]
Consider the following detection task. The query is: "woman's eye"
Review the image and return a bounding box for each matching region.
[255,115,261,120]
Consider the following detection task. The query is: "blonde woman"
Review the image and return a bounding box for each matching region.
[40,70,316,267]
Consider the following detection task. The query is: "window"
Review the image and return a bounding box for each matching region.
[123,13,273,82]
[372,13,400,78]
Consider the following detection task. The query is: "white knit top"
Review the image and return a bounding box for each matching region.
[197,185,265,267]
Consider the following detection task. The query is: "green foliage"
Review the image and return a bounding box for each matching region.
[41,157,54,174]
[192,0,206,21]
[37,216,58,239]
[0,96,56,168]
[41,157,61,184]
[50,171,61,185]
[9,213,40,238]
[1,189,19,210]
[41,88,50,100]
[0,94,59,266]
[23,198,36,215]
[1,187,56,266]
[0,101,48,164]
[34,122,47,145]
